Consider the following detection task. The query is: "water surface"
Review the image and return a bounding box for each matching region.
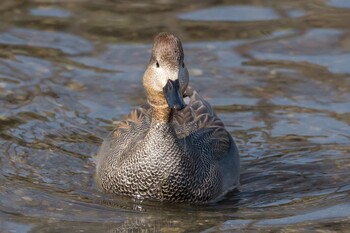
[1,0,350,232]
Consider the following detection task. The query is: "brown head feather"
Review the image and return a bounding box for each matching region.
[152,32,184,68]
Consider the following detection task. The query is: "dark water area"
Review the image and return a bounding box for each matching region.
[0,0,350,232]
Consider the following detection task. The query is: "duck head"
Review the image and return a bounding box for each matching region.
[143,32,189,112]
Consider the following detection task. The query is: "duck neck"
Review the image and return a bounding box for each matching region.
[151,105,173,124]
[147,93,173,123]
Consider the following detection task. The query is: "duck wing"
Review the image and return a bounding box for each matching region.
[112,105,151,139]
[172,86,232,160]
[97,106,151,166]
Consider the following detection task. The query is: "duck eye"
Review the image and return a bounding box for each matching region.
[156,61,160,68]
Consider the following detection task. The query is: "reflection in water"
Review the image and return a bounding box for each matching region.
[248,28,350,74]
[179,6,280,22]
[0,0,350,232]
[30,7,72,18]
[328,0,350,9]
[0,28,94,55]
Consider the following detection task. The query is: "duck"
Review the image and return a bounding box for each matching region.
[95,32,240,203]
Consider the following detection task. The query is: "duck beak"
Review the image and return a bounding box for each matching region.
[163,79,186,110]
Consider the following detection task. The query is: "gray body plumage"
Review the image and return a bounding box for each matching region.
[96,88,240,202]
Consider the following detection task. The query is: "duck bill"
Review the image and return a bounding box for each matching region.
[163,79,186,110]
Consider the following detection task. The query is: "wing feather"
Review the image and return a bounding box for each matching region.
[173,86,231,159]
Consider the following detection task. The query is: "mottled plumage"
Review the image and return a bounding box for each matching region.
[95,32,240,202]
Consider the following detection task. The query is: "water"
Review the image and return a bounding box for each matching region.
[1,0,350,232]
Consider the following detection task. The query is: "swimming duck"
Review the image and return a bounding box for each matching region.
[95,32,240,202]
